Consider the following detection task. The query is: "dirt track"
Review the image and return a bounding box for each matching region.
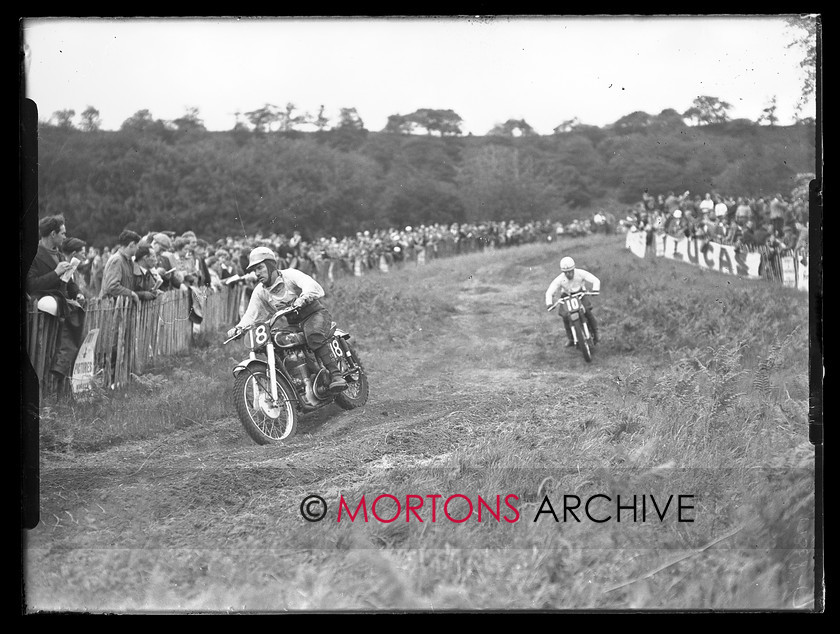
[27,248,599,520]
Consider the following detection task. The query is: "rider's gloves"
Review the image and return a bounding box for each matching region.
[226,326,242,338]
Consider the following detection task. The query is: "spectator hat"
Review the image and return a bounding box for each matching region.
[153,233,172,250]
[135,245,153,260]
[61,237,86,254]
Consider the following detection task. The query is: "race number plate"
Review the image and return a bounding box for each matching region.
[330,338,344,359]
[249,324,269,349]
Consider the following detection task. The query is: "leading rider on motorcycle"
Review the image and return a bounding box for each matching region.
[545,256,601,347]
[226,246,348,392]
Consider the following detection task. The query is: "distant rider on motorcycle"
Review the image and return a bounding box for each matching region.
[226,246,348,392]
[545,256,601,347]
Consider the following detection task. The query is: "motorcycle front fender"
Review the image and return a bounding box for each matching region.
[233,358,300,404]
[233,357,267,378]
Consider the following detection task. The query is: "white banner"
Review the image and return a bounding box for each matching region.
[662,234,682,260]
[781,256,797,288]
[71,328,100,394]
[654,233,665,257]
[662,236,761,279]
[797,259,809,292]
[625,230,647,259]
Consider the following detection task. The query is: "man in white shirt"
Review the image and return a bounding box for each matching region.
[545,256,601,347]
[714,197,729,220]
[227,247,347,392]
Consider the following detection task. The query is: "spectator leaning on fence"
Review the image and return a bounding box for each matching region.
[193,238,213,287]
[699,193,715,216]
[150,233,185,292]
[100,229,143,305]
[132,244,164,301]
[781,225,798,250]
[734,197,754,226]
[26,214,87,394]
[60,236,90,299]
[713,196,729,222]
[769,194,789,235]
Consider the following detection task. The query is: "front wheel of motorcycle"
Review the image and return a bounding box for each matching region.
[335,343,370,410]
[233,368,298,444]
[574,321,593,363]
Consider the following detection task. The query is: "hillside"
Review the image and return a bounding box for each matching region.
[31,119,817,247]
[23,235,816,611]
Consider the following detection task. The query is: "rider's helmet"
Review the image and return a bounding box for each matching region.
[246,246,277,272]
[36,295,59,316]
[560,256,576,272]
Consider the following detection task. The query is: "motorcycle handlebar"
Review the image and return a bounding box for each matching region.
[547,291,599,312]
[223,305,300,344]
[223,327,249,345]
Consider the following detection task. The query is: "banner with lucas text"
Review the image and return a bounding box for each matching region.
[625,231,807,292]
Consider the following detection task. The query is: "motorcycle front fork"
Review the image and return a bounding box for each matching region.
[265,342,280,401]
[569,317,591,344]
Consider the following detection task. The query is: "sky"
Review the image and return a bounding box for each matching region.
[21,15,818,136]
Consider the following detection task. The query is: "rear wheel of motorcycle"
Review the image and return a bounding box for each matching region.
[574,321,593,363]
[335,343,370,410]
[233,368,298,444]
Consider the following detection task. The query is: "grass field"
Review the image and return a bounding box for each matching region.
[24,233,817,612]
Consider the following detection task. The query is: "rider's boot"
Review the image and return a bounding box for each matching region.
[587,312,599,345]
[562,318,575,347]
[315,345,348,392]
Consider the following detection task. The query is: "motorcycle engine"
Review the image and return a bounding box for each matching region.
[283,349,309,386]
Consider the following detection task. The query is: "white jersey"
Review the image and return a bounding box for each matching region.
[545,268,600,307]
[236,268,325,330]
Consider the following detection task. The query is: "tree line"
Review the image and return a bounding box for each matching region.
[35,99,816,248]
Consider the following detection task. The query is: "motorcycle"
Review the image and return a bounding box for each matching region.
[547,290,598,363]
[223,305,369,444]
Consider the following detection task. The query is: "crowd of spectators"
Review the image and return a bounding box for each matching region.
[621,190,809,257]
[37,192,809,313]
[63,218,603,302]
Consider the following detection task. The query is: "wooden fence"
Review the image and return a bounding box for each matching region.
[25,285,245,396]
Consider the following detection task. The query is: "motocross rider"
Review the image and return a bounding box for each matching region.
[545,256,601,347]
[227,246,348,392]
